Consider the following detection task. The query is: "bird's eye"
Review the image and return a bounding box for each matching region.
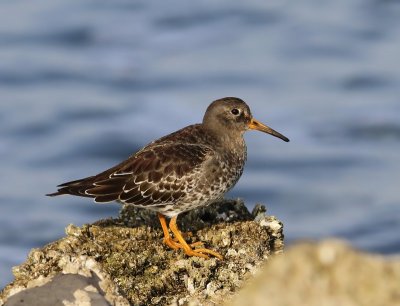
[231,108,240,116]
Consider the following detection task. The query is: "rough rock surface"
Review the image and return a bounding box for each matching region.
[0,199,284,306]
[229,240,400,306]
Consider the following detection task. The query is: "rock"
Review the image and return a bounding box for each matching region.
[228,240,400,306]
[0,199,284,306]
[4,274,110,306]
[3,200,399,306]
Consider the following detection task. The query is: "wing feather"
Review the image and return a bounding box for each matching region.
[48,142,213,207]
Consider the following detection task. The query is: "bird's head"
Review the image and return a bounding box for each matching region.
[203,97,289,142]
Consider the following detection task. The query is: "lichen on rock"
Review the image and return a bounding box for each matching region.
[0,199,284,306]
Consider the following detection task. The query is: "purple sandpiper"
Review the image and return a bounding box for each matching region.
[47,97,289,259]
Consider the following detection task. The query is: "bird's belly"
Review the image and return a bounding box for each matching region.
[162,163,243,216]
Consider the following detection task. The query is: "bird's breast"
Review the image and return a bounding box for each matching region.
[204,139,247,196]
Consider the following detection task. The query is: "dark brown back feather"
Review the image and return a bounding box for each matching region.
[47,132,214,207]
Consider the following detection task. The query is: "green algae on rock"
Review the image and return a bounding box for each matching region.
[0,199,284,306]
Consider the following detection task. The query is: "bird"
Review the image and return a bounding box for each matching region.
[47,97,289,260]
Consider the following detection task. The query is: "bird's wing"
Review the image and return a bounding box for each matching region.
[48,142,214,206]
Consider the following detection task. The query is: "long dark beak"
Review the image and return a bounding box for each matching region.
[248,118,290,142]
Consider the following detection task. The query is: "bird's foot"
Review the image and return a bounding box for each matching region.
[163,237,204,250]
[163,237,180,250]
[182,246,223,260]
[163,237,222,259]
[159,214,223,260]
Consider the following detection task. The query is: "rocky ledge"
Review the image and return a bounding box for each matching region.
[0,199,284,306]
[2,199,399,306]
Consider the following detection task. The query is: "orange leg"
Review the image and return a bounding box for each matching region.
[158,214,204,249]
[158,213,180,250]
[157,214,223,260]
[169,216,223,260]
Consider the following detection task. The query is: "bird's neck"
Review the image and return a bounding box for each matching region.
[204,126,246,155]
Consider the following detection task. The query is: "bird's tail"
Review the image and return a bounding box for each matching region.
[46,177,95,198]
[46,191,65,197]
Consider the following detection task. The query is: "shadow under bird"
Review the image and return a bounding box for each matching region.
[47,97,289,260]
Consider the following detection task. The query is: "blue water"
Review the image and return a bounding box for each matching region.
[1,0,400,288]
